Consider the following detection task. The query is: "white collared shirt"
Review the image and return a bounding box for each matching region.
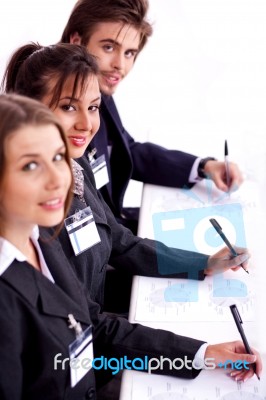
[189,157,202,182]
[0,225,54,282]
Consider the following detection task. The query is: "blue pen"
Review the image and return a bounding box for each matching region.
[209,218,249,274]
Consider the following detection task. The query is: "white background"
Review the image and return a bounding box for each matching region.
[1,0,266,205]
[1,0,265,372]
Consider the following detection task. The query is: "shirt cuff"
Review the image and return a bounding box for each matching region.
[189,157,202,183]
[193,342,209,369]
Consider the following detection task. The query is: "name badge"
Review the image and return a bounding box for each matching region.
[90,154,109,189]
[64,206,101,256]
[68,315,93,388]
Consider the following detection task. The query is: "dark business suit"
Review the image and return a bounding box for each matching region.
[86,94,198,230]
[0,245,95,400]
[52,163,208,311]
[0,234,206,399]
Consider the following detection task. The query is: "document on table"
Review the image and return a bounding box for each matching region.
[147,180,260,217]
[134,270,255,322]
[121,369,266,400]
[139,181,261,252]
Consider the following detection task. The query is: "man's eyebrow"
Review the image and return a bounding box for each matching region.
[99,38,120,46]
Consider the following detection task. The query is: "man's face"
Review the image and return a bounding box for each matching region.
[71,22,141,95]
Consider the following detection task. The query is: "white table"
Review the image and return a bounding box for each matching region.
[119,180,266,399]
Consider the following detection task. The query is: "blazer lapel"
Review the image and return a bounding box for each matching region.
[101,95,131,154]
[35,270,91,325]
[1,258,91,326]
[39,229,89,309]
[1,261,39,305]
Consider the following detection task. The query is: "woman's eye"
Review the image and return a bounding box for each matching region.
[89,105,100,112]
[54,153,65,162]
[61,104,75,112]
[22,162,38,171]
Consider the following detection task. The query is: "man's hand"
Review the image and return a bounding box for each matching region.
[204,160,243,192]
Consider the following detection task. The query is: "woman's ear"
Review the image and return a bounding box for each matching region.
[69,32,82,45]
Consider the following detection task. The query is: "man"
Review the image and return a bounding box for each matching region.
[61,0,243,234]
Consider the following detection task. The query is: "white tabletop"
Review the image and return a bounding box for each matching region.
[120,180,266,399]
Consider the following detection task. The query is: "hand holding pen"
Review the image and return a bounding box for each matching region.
[202,161,243,193]
[209,218,249,274]
[205,340,262,382]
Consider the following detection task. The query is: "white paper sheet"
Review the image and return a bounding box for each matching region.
[121,369,266,400]
[134,270,255,322]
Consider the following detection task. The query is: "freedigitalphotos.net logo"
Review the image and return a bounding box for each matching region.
[54,354,251,375]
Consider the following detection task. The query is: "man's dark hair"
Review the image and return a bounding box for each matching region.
[61,0,153,52]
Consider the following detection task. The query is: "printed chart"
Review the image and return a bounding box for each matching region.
[134,271,255,323]
[122,369,266,400]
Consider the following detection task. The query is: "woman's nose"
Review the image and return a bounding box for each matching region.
[45,165,63,190]
[75,111,92,132]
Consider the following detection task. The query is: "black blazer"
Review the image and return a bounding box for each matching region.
[87,94,198,220]
[51,165,208,309]
[0,241,95,400]
[0,235,205,399]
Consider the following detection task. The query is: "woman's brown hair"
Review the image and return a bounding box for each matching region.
[2,42,99,110]
[0,93,73,222]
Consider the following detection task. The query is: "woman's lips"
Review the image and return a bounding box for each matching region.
[40,197,65,210]
[68,136,87,147]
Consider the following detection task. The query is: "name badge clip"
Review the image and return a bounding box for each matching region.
[88,147,97,162]
[68,314,83,340]
[73,209,83,222]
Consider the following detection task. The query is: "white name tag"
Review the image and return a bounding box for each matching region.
[90,154,109,189]
[64,206,101,256]
[69,326,93,388]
